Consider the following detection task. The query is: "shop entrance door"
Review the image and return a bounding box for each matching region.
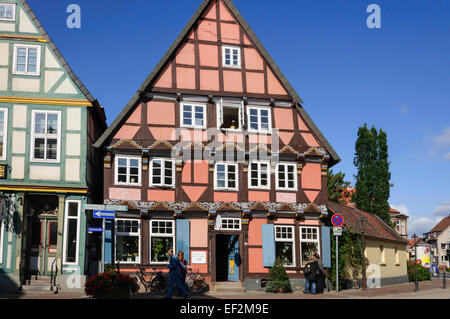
[29,217,58,276]
[215,234,240,282]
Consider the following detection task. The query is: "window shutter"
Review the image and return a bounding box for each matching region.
[321,226,331,268]
[176,219,190,263]
[262,224,276,267]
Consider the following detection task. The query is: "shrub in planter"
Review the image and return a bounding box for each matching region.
[85,271,139,299]
[407,263,431,282]
[264,258,292,293]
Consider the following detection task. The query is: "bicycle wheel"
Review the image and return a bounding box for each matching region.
[186,276,204,293]
[152,275,169,294]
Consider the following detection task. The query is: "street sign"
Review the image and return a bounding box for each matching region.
[331,213,345,227]
[88,227,103,233]
[93,210,116,219]
[333,227,343,236]
[105,205,128,212]
[83,204,106,211]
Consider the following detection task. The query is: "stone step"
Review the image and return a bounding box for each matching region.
[212,282,245,294]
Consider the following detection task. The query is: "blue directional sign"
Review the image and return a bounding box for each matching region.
[331,214,344,227]
[93,210,116,219]
[88,227,103,233]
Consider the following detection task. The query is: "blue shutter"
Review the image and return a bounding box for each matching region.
[262,224,276,267]
[176,219,190,263]
[321,226,331,268]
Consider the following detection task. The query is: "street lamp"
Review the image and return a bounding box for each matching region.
[413,234,419,292]
[359,216,368,290]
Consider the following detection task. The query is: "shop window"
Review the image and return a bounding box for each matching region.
[300,226,320,267]
[115,219,140,264]
[63,200,80,264]
[150,220,174,264]
[274,225,295,267]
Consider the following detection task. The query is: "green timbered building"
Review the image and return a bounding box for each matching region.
[0,0,106,292]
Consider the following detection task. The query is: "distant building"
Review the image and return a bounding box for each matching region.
[408,238,431,268]
[327,201,409,288]
[423,216,450,268]
[389,207,409,239]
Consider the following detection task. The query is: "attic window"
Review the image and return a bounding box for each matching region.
[223,46,240,68]
[0,3,15,21]
[217,100,243,130]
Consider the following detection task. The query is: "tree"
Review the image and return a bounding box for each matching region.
[353,124,393,227]
[327,169,351,204]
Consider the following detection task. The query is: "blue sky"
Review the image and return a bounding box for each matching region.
[27,0,450,237]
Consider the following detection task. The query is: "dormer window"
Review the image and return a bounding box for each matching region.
[0,3,15,21]
[222,46,241,68]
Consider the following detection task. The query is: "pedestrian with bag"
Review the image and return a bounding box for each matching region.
[164,249,189,299]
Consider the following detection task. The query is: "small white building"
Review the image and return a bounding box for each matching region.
[423,216,450,268]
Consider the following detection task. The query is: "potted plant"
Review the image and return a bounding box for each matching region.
[85,271,138,299]
[264,258,292,293]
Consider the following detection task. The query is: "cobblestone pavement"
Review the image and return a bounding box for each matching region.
[0,278,448,299]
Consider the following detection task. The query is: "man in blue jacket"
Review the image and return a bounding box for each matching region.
[165,249,189,299]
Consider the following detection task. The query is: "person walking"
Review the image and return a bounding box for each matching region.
[304,254,321,294]
[177,250,189,295]
[314,253,326,294]
[164,249,189,299]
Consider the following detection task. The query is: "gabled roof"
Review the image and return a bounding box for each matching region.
[327,201,409,244]
[19,0,106,127]
[93,0,340,165]
[428,216,450,234]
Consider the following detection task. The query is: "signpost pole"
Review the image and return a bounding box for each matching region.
[336,234,339,293]
[101,218,105,273]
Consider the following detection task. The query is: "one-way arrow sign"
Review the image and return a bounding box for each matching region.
[93,210,116,219]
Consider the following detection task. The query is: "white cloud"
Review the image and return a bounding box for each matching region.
[408,216,444,237]
[427,126,450,160]
[434,202,450,217]
[390,204,409,216]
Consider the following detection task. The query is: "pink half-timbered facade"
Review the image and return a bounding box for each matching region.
[94,0,340,290]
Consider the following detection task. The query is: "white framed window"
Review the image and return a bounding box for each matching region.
[115,219,141,264]
[276,163,297,191]
[222,45,241,68]
[275,225,295,267]
[180,103,206,129]
[30,110,61,163]
[214,162,238,191]
[13,44,41,76]
[0,108,8,161]
[0,220,4,265]
[216,99,244,131]
[0,3,15,21]
[247,106,271,133]
[248,161,270,190]
[62,200,81,265]
[114,156,141,186]
[150,158,175,188]
[220,218,241,231]
[300,226,320,267]
[150,220,174,264]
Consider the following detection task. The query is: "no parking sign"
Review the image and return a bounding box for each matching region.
[331,213,344,227]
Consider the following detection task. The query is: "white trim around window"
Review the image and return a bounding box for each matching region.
[114,218,141,264]
[114,155,142,186]
[276,162,298,191]
[180,102,207,129]
[299,226,320,267]
[62,200,81,265]
[13,44,41,76]
[0,3,15,21]
[0,108,8,161]
[274,225,295,267]
[248,160,271,190]
[0,220,4,265]
[149,220,175,264]
[222,45,241,69]
[214,162,239,191]
[220,217,241,231]
[149,158,175,188]
[247,106,272,133]
[30,110,61,163]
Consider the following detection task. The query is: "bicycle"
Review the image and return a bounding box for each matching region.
[134,267,169,294]
[185,269,209,293]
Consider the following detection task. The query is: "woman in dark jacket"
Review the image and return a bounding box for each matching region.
[314,253,326,294]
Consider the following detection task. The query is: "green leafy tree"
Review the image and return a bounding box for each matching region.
[353,124,393,227]
[327,169,351,203]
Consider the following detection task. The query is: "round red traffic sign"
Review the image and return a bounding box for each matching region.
[331,213,344,227]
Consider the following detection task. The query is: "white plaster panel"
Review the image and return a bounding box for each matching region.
[66,108,81,131]
[19,8,38,34]
[0,69,7,91]
[44,70,64,92]
[54,78,78,95]
[13,104,27,128]
[65,158,80,181]
[12,130,26,154]
[11,156,25,179]
[30,166,60,181]
[0,23,15,32]
[12,77,40,92]
[45,47,60,68]
[0,43,9,65]
[66,133,81,156]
